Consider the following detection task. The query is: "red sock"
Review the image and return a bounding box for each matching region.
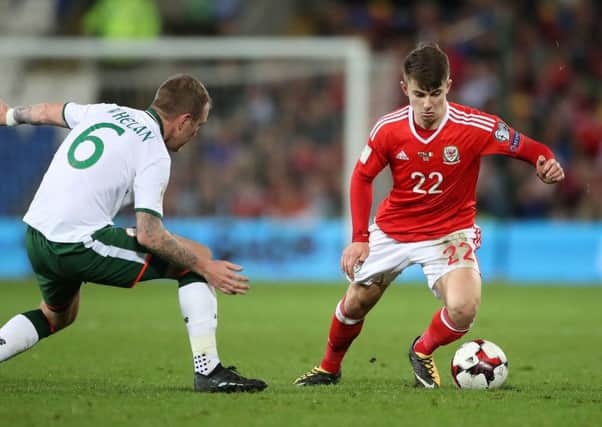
[414,307,468,355]
[319,300,364,374]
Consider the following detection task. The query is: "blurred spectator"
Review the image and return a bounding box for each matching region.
[2,0,600,220]
[83,0,161,38]
[0,0,56,36]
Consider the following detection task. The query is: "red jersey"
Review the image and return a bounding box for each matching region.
[351,102,554,243]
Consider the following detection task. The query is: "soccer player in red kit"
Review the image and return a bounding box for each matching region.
[294,43,565,388]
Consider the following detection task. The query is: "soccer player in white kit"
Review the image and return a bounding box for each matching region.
[0,74,267,393]
[295,44,565,388]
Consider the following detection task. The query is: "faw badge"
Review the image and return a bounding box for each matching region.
[443,145,460,165]
[494,122,510,142]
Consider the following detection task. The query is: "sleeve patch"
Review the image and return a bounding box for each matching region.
[494,122,510,142]
[359,145,372,164]
[510,131,521,152]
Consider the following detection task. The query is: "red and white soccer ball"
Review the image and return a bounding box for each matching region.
[451,339,509,389]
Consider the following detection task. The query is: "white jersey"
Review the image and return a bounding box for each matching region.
[23,103,171,243]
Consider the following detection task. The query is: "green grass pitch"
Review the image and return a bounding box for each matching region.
[0,280,601,427]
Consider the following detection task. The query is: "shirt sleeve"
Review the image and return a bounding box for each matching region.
[62,103,117,129]
[481,118,555,165]
[357,133,389,179]
[62,102,90,129]
[350,130,389,242]
[133,156,171,219]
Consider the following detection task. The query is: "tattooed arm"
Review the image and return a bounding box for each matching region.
[136,211,198,269]
[0,98,67,127]
[135,211,249,294]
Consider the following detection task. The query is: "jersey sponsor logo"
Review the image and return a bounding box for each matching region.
[510,131,521,152]
[417,151,433,161]
[442,146,460,165]
[359,145,372,164]
[494,122,510,142]
[396,150,409,160]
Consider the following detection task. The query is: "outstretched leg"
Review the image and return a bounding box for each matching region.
[0,292,80,363]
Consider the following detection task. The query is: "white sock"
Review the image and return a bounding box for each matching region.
[0,314,40,362]
[178,282,220,376]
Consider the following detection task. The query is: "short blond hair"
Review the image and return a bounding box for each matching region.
[151,74,211,119]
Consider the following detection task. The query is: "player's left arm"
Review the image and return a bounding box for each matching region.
[0,98,67,128]
[534,153,564,184]
[482,120,565,184]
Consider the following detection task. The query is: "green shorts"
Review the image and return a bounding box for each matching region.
[25,225,171,310]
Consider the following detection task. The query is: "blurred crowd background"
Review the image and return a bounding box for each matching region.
[0,0,600,220]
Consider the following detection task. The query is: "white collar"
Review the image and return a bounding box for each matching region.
[408,102,449,144]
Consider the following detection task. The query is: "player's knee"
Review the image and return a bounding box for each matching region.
[344,287,382,318]
[446,297,480,328]
[40,305,78,332]
[343,298,368,318]
[66,309,79,327]
[48,315,76,332]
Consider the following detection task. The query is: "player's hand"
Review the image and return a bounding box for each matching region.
[0,98,9,126]
[200,260,250,295]
[536,155,565,184]
[341,242,370,281]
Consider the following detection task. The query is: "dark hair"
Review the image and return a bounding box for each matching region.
[151,74,211,119]
[402,43,450,90]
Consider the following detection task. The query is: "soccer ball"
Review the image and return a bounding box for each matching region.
[451,339,508,389]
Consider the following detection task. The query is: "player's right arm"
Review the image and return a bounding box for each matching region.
[135,211,249,295]
[342,133,388,280]
[0,98,68,128]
